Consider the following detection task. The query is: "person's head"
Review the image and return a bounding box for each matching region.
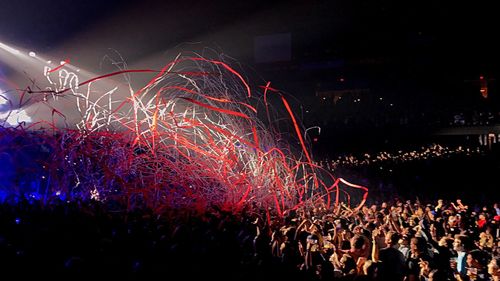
[488,256,500,277]
[409,216,419,227]
[376,212,385,222]
[353,225,363,235]
[351,235,366,251]
[466,249,488,270]
[453,234,471,252]
[398,234,411,246]
[385,231,400,247]
[410,237,427,255]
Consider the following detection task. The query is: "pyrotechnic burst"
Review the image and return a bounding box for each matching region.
[0,53,368,214]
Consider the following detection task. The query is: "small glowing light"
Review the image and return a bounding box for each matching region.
[480,75,484,80]
[15,218,21,224]
[322,97,326,100]
[90,188,100,201]
[29,51,36,57]
[390,103,394,106]
[339,78,345,82]
[60,61,66,65]
[379,97,383,101]
[47,60,52,64]
[56,191,61,196]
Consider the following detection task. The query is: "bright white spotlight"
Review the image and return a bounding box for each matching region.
[29,51,36,57]
[0,95,7,106]
[0,42,20,55]
[0,109,32,126]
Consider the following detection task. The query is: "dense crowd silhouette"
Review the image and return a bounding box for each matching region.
[1,194,499,280]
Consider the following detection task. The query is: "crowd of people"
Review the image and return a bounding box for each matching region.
[316,144,482,169]
[1,195,499,280]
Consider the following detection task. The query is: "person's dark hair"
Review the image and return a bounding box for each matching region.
[411,237,428,253]
[469,249,489,267]
[388,231,401,246]
[455,234,473,251]
[353,235,365,250]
